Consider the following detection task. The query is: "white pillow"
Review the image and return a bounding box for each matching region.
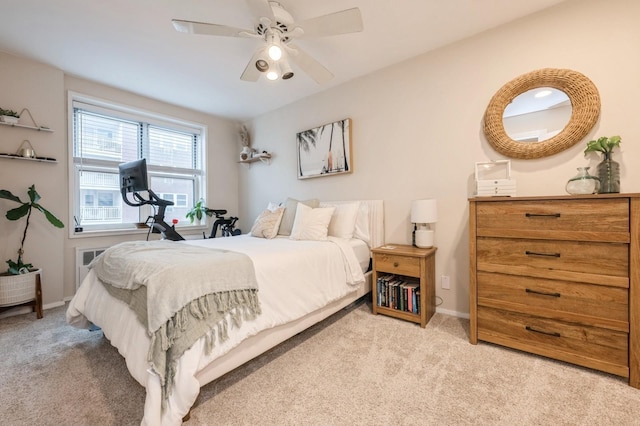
[353,202,371,246]
[250,207,284,239]
[278,197,320,236]
[289,203,335,241]
[319,202,360,239]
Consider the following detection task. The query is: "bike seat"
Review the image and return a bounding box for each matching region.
[207,209,227,217]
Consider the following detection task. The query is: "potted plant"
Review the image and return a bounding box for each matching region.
[0,185,64,314]
[584,135,622,193]
[186,198,213,223]
[0,108,20,124]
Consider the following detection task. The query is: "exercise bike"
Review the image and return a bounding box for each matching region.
[208,209,241,238]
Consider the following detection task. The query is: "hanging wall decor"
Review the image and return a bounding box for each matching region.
[296,118,352,179]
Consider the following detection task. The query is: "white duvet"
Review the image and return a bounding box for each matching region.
[67,235,365,425]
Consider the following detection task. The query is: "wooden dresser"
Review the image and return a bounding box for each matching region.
[468,194,639,389]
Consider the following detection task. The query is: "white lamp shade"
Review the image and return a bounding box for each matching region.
[411,199,437,224]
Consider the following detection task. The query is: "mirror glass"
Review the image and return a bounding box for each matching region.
[503,88,571,143]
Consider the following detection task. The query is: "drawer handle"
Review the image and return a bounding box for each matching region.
[525,213,561,218]
[525,288,561,298]
[526,325,561,337]
[525,250,560,258]
[393,262,399,267]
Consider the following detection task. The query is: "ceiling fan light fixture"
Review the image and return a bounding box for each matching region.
[255,59,269,72]
[266,62,280,80]
[268,44,283,61]
[266,32,283,61]
[281,59,294,80]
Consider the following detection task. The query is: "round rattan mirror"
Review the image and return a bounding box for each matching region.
[483,68,600,159]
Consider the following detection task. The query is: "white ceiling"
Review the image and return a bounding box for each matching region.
[0,0,569,121]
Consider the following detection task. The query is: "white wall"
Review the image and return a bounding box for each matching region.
[0,51,240,310]
[0,52,66,309]
[241,0,640,316]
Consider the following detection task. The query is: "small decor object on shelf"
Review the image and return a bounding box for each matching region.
[239,124,251,161]
[0,108,20,124]
[240,146,251,161]
[584,135,621,194]
[565,166,600,195]
[475,160,516,196]
[17,140,36,158]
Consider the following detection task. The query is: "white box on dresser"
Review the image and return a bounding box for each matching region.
[468,194,639,389]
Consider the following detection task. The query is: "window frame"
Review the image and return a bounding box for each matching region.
[67,91,207,238]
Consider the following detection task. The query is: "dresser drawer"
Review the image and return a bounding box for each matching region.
[477,271,629,330]
[476,199,629,234]
[477,237,629,278]
[374,253,420,276]
[478,307,629,376]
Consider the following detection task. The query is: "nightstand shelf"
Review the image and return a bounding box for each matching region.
[371,244,436,328]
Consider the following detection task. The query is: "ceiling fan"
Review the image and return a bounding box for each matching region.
[171,1,363,83]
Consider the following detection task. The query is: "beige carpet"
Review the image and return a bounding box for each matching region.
[1,300,640,425]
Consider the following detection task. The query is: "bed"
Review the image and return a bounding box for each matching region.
[66,199,384,425]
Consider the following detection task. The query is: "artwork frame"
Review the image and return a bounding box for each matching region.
[296,118,352,179]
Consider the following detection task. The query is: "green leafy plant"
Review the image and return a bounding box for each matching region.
[0,108,20,118]
[0,185,64,274]
[185,198,213,223]
[584,135,621,159]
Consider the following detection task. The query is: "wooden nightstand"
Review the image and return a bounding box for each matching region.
[371,244,436,328]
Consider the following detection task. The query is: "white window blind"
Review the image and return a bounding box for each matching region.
[70,95,206,233]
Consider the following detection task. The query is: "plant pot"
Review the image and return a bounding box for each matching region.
[0,268,41,307]
[597,155,620,194]
[1,115,19,124]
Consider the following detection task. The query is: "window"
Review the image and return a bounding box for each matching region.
[70,93,206,233]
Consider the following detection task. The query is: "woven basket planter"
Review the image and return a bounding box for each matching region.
[0,269,41,307]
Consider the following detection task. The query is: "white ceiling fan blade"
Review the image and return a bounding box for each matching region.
[296,8,363,38]
[287,43,333,84]
[245,0,276,22]
[172,19,250,37]
[240,49,267,82]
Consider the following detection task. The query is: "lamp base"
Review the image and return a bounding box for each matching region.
[414,229,434,248]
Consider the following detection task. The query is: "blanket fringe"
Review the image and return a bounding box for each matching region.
[148,289,261,405]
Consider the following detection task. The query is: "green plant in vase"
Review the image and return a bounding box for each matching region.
[0,185,64,274]
[185,198,213,223]
[584,135,621,194]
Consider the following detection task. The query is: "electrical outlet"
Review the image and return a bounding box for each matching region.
[441,275,450,290]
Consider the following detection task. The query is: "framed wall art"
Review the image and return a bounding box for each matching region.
[296,118,352,179]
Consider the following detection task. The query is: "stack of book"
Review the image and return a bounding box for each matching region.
[376,274,420,314]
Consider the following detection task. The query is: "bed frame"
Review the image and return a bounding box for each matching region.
[195,199,384,387]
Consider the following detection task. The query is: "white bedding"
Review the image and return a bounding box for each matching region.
[67,235,370,425]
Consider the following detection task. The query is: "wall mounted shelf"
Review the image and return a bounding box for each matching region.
[0,108,53,132]
[238,153,272,165]
[0,154,57,163]
[0,121,53,132]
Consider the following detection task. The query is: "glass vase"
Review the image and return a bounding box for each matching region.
[597,154,620,193]
[565,166,600,195]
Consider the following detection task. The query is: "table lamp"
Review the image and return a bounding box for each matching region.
[411,199,437,248]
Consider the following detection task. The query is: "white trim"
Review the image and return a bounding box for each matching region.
[436,306,470,319]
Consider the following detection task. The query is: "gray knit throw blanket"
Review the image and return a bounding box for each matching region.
[90,240,261,404]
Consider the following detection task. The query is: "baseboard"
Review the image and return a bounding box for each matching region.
[436,306,469,319]
[0,300,66,320]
